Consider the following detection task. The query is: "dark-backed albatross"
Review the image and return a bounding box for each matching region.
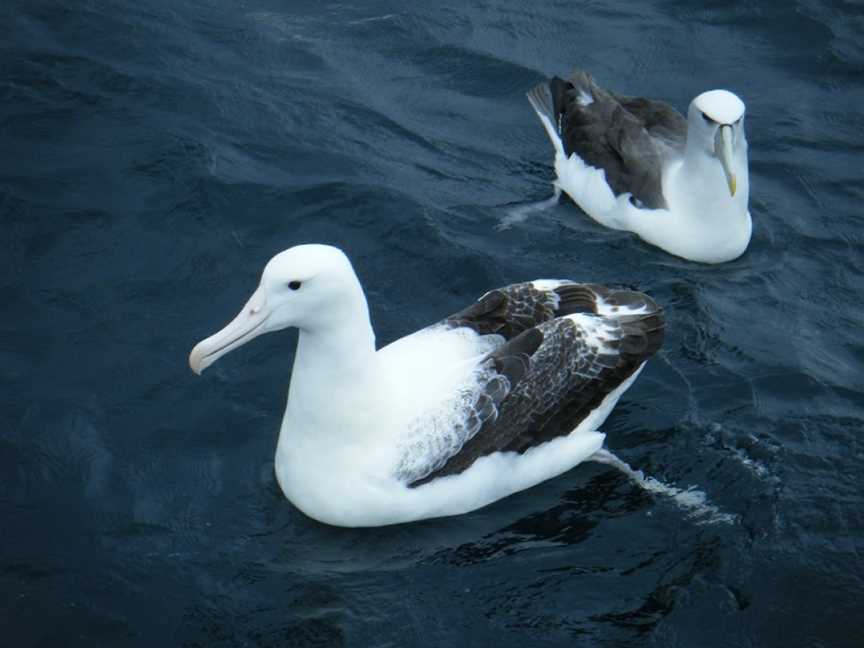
[189,244,664,527]
[527,70,751,263]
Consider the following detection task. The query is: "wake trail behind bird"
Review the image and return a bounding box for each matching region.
[590,448,736,525]
[496,188,561,231]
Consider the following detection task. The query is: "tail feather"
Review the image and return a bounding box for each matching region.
[527,81,566,157]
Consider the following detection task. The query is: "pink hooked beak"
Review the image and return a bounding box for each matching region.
[189,285,270,375]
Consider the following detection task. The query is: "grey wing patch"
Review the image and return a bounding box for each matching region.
[537,69,687,210]
[614,94,687,153]
[410,286,665,487]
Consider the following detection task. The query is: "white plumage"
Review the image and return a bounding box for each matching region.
[189,245,664,527]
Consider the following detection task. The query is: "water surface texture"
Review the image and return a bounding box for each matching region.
[2,1,863,646]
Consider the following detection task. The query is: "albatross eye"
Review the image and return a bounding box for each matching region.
[701,111,714,124]
[288,281,302,291]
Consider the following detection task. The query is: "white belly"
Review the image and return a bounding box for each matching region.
[555,152,752,263]
[274,364,645,527]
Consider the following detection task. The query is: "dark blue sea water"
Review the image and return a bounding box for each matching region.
[3,1,863,646]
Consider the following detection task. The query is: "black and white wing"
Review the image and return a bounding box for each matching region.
[527,69,687,210]
[400,282,664,488]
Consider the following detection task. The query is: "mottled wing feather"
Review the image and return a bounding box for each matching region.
[541,70,687,209]
[392,362,513,486]
[501,308,662,454]
[395,283,568,484]
[408,285,664,487]
[444,282,563,339]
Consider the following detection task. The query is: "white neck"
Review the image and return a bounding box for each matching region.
[271,275,387,513]
[671,136,750,222]
[291,321,376,400]
[277,288,377,451]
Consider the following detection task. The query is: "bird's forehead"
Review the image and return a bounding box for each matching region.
[264,250,303,277]
[693,90,745,124]
[263,244,348,280]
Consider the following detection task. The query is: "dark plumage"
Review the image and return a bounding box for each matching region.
[409,282,664,487]
[527,69,687,209]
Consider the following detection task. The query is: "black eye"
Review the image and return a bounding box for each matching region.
[288,281,301,291]
[701,111,714,124]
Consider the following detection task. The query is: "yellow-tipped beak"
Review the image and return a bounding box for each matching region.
[716,125,737,197]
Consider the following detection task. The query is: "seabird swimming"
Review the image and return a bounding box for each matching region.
[527,70,751,263]
[189,244,664,527]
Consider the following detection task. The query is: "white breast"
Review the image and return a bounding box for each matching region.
[274,324,503,525]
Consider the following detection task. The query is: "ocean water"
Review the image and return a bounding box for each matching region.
[2,1,862,646]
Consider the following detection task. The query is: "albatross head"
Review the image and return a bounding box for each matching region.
[189,244,364,374]
[687,90,747,197]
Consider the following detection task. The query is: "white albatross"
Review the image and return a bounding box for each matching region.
[527,70,751,263]
[189,244,664,527]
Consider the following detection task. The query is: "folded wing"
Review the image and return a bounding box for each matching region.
[399,282,664,487]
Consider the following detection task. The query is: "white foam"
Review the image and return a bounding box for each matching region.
[589,448,736,525]
[496,191,561,231]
